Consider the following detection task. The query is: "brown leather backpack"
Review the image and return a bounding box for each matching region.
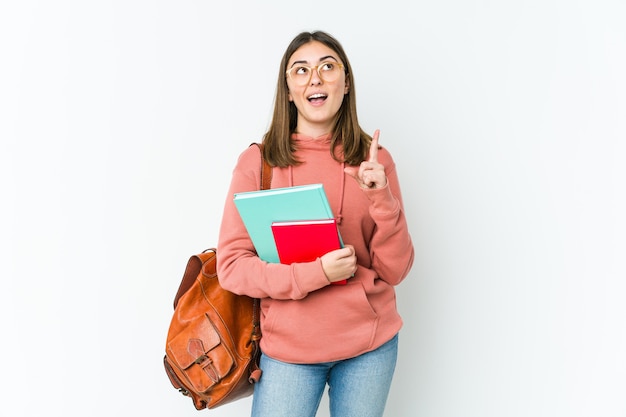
[163,144,271,409]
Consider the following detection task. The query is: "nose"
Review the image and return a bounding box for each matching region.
[310,67,323,85]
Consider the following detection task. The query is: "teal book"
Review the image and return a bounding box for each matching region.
[233,183,335,263]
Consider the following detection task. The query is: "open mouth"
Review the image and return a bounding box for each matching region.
[307,93,328,103]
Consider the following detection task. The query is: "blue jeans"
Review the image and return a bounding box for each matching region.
[251,334,399,417]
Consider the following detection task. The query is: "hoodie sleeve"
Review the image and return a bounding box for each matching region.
[362,149,415,286]
[216,146,332,300]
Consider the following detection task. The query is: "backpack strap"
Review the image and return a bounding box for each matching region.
[250,142,272,191]
[247,143,270,381]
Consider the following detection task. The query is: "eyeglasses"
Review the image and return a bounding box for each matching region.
[285,61,345,86]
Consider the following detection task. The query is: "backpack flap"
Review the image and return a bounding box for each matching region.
[166,314,235,392]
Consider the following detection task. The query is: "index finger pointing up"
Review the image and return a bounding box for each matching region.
[368,129,380,162]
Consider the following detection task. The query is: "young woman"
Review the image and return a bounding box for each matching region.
[217,30,414,417]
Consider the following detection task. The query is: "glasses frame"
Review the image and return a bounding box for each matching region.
[285,61,346,86]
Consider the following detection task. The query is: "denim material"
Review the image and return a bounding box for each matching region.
[251,334,399,417]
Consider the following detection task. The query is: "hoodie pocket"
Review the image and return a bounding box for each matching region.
[261,283,379,363]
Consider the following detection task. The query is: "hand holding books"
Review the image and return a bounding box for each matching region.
[234,184,351,285]
[320,245,356,285]
[271,218,349,285]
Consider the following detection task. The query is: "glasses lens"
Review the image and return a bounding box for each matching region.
[288,62,343,85]
[289,65,311,86]
[318,62,341,83]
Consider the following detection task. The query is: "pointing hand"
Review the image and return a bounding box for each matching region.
[344,129,387,189]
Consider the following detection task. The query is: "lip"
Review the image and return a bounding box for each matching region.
[307,91,328,107]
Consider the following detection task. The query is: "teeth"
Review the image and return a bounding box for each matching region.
[308,93,326,99]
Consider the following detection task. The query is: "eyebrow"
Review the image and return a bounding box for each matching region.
[289,55,339,68]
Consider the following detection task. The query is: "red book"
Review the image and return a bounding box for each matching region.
[271,218,347,285]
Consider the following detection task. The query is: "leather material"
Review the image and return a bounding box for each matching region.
[163,144,271,409]
[164,249,260,409]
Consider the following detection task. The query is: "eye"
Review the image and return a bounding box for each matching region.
[320,62,336,72]
[294,66,310,76]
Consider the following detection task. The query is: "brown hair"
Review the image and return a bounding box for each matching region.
[262,31,371,167]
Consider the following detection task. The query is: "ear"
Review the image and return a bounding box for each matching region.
[288,91,293,101]
[344,78,350,94]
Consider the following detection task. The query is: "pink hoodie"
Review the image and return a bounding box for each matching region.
[217,133,414,363]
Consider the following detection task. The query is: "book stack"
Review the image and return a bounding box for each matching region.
[234,183,346,285]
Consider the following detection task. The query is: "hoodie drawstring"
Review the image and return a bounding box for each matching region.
[287,163,346,226]
[336,162,345,225]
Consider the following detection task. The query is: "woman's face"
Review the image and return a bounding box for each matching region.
[286,41,349,137]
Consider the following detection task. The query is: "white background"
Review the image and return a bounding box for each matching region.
[1,1,625,416]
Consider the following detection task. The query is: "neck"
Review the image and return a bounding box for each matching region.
[296,120,334,138]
